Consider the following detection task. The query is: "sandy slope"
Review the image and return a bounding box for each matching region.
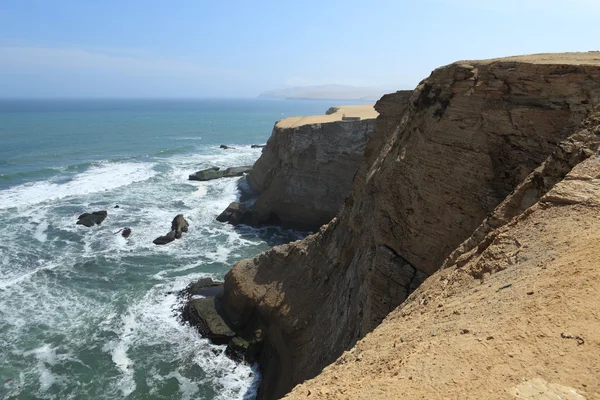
[285,157,600,399]
[275,105,377,129]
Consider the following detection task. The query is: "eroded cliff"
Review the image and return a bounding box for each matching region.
[237,105,380,231]
[285,107,600,399]
[218,53,600,399]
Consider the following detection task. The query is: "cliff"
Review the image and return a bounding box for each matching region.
[285,107,600,399]
[235,105,382,231]
[216,53,600,399]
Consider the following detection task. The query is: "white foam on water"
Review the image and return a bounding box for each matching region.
[0,261,57,291]
[0,143,296,399]
[105,272,258,399]
[23,344,69,393]
[0,161,157,209]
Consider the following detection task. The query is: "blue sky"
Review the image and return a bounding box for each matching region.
[0,0,599,98]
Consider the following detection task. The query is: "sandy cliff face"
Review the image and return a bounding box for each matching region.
[243,105,379,231]
[220,53,600,399]
[285,108,600,399]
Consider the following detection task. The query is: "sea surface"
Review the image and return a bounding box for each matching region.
[0,98,350,400]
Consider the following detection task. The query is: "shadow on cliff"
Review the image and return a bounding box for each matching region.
[232,223,311,248]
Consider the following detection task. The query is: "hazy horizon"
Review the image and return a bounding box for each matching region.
[1,0,599,98]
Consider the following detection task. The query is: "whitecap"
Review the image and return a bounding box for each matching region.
[0,161,157,209]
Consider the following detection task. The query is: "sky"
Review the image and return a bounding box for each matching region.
[0,0,599,98]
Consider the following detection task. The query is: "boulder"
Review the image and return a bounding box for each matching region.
[171,214,189,239]
[189,166,252,181]
[182,297,236,345]
[251,144,266,149]
[220,145,235,149]
[153,214,189,245]
[215,202,260,226]
[216,202,246,224]
[76,211,108,227]
[121,228,131,238]
[152,230,175,245]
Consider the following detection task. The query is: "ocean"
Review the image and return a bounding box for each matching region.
[0,98,348,400]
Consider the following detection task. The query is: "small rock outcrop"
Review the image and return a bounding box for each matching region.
[153,214,189,245]
[180,278,263,362]
[188,166,252,181]
[251,144,266,149]
[76,211,107,227]
[220,145,235,149]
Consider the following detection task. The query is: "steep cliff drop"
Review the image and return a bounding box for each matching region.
[217,105,384,231]
[217,53,600,399]
[285,107,600,399]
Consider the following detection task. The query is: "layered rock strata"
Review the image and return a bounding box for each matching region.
[285,107,600,399]
[224,105,382,231]
[214,53,600,399]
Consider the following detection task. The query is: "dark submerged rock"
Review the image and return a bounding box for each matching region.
[188,166,252,181]
[76,211,108,227]
[153,214,189,245]
[220,145,235,149]
[251,144,266,149]
[215,202,261,226]
[153,230,176,245]
[121,227,132,238]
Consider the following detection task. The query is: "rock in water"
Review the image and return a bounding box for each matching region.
[153,214,189,244]
[220,144,235,149]
[121,227,131,238]
[152,230,176,245]
[171,214,189,239]
[251,144,266,148]
[188,166,252,181]
[76,211,108,227]
[215,202,260,226]
[182,297,235,345]
[216,202,246,224]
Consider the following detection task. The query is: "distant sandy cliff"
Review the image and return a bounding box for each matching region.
[259,84,396,102]
[218,104,393,231]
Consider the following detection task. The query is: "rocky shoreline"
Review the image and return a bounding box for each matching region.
[178,52,600,400]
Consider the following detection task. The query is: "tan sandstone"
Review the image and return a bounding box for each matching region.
[219,53,600,399]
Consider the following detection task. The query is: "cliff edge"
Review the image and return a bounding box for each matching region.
[215,53,600,399]
[227,105,383,231]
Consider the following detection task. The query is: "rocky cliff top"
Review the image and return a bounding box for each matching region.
[275,104,377,129]
[464,51,600,65]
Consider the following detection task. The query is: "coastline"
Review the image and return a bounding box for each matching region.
[181,53,600,400]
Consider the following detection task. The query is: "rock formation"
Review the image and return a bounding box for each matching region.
[218,104,384,231]
[76,210,107,227]
[212,53,600,399]
[188,166,252,181]
[153,214,189,245]
[284,106,600,399]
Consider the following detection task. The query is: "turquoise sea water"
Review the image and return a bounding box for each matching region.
[0,99,349,400]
